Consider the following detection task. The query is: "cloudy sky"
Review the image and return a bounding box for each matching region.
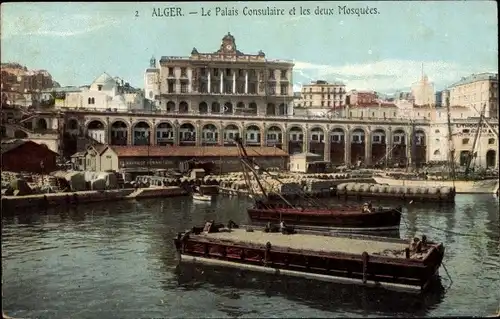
[1,1,497,93]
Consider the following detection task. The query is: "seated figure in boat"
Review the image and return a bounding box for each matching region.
[279,220,286,232]
[362,202,373,213]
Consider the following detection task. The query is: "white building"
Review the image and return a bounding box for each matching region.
[448,73,498,118]
[411,74,436,107]
[144,57,161,106]
[60,72,145,112]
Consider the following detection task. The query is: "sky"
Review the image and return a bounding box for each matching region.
[1,1,498,93]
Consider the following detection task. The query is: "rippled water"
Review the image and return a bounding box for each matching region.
[2,195,499,318]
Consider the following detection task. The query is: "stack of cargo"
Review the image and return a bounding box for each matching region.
[335,182,455,202]
[304,179,337,193]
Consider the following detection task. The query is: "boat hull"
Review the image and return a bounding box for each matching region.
[174,226,445,293]
[373,176,499,194]
[193,194,212,201]
[179,254,424,293]
[247,207,402,230]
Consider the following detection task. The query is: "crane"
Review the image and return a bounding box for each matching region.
[464,103,487,176]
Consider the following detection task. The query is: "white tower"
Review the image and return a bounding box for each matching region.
[144,56,160,106]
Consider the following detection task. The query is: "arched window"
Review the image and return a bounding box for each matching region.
[88,97,92,104]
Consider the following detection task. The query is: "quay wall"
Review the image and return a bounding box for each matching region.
[1,186,188,211]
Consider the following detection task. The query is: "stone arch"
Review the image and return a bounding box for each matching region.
[236,101,245,109]
[288,125,304,155]
[391,128,407,166]
[179,122,196,144]
[223,102,233,114]
[244,123,263,131]
[371,128,387,166]
[36,118,48,130]
[67,118,79,130]
[201,123,219,145]
[179,101,189,113]
[286,124,305,135]
[350,127,366,165]
[486,149,496,168]
[329,127,346,165]
[199,101,208,114]
[412,128,427,167]
[266,123,286,134]
[245,124,262,145]
[110,120,128,145]
[14,130,28,138]
[266,103,276,116]
[265,125,284,147]
[211,102,221,113]
[132,120,154,130]
[223,123,241,144]
[166,101,176,112]
[308,126,325,159]
[86,119,106,144]
[156,121,174,145]
[132,121,151,145]
[86,120,105,130]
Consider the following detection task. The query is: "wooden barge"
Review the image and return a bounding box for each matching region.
[174,222,445,293]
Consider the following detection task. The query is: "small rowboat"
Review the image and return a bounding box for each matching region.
[193,193,212,202]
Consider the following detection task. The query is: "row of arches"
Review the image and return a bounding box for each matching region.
[162,101,287,116]
[83,119,428,165]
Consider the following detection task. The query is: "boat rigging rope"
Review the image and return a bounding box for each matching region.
[442,260,454,291]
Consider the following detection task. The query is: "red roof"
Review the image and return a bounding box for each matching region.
[103,145,289,158]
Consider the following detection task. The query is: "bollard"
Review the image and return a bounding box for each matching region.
[405,247,410,259]
[264,242,272,266]
[362,251,369,284]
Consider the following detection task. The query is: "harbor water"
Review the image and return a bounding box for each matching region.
[2,194,499,318]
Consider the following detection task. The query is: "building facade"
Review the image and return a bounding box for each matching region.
[53,73,144,116]
[411,74,436,107]
[427,120,498,168]
[298,80,346,109]
[448,73,498,118]
[144,32,294,124]
[346,90,377,107]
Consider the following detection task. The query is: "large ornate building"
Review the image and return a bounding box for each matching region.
[145,33,294,115]
[1,34,497,170]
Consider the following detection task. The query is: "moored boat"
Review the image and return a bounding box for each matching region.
[233,137,402,232]
[249,201,402,231]
[174,221,445,293]
[192,193,212,202]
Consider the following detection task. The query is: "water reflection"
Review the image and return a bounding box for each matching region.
[2,195,499,317]
[175,263,445,317]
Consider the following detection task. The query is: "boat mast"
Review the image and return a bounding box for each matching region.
[471,103,499,138]
[464,103,487,176]
[446,101,457,182]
